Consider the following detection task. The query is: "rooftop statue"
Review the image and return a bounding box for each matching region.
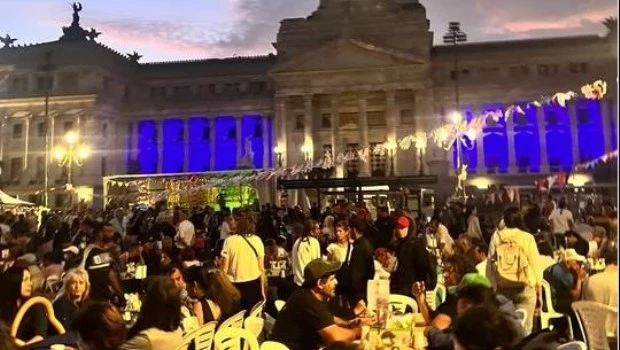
[127,51,143,62]
[0,34,17,48]
[86,28,101,41]
[72,2,83,26]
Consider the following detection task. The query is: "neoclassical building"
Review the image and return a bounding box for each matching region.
[0,0,617,207]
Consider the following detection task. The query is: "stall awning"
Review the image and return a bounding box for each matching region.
[0,190,34,206]
[277,175,438,190]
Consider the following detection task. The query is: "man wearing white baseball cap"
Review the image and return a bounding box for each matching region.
[543,248,586,315]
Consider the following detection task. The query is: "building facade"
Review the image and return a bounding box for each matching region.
[0,0,617,207]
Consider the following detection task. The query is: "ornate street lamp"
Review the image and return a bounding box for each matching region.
[273,145,284,168]
[53,130,90,186]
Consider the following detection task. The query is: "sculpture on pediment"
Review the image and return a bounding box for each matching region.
[86,28,101,41]
[72,2,83,26]
[0,34,17,48]
[127,51,143,62]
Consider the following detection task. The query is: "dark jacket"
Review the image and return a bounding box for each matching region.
[391,233,437,296]
[346,236,375,306]
[52,294,81,331]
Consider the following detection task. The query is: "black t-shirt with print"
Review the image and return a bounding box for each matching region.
[84,246,113,301]
[271,288,335,350]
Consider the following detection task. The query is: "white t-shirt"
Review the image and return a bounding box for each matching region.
[326,242,351,264]
[549,208,573,234]
[221,234,265,283]
[176,220,195,248]
[291,236,321,286]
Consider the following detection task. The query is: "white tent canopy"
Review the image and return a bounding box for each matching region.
[0,190,34,206]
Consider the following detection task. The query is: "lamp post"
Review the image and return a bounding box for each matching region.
[53,130,90,186]
[385,142,396,177]
[443,22,468,110]
[301,144,312,162]
[273,145,284,168]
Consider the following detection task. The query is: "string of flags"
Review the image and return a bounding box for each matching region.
[535,150,618,192]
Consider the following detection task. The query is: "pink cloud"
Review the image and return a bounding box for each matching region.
[497,7,615,33]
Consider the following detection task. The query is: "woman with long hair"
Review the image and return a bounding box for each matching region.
[121,276,183,350]
[326,220,351,264]
[53,268,90,331]
[220,210,266,311]
[184,263,242,325]
[74,302,126,350]
[0,266,48,345]
[291,220,322,287]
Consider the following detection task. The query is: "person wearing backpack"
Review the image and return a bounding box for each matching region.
[486,207,542,336]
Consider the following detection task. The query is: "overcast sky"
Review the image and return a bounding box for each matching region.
[1,0,616,62]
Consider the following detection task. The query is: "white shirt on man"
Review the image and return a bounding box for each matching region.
[291,236,321,286]
[221,234,265,283]
[583,266,618,337]
[548,208,573,234]
[176,220,195,248]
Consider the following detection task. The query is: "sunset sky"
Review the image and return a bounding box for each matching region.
[1,0,616,62]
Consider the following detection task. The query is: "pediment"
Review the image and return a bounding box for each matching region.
[271,38,424,74]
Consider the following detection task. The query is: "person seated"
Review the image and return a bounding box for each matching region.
[271,259,368,350]
[120,276,183,350]
[74,302,126,350]
[543,248,587,314]
[411,254,477,331]
[0,266,48,345]
[453,305,521,350]
[564,230,589,257]
[183,263,241,325]
[53,268,90,331]
[583,246,618,343]
[424,274,524,350]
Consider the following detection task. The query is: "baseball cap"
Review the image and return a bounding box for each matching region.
[395,216,410,228]
[562,248,586,263]
[302,259,340,288]
[457,273,491,292]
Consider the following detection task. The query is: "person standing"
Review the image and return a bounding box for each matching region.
[292,220,322,287]
[487,207,541,335]
[548,199,574,249]
[220,211,266,311]
[175,210,195,250]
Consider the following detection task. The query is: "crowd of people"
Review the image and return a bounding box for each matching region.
[0,193,616,350]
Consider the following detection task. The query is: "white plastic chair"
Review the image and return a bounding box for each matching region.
[260,341,289,350]
[194,321,218,350]
[540,280,564,329]
[515,308,527,328]
[274,300,286,312]
[425,283,446,310]
[243,316,264,338]
[389,294,418,314]
[176,327,200,350]
[248,300,265,319]
[557,341,588,350]
[219,310,246,330]
[214,327,259,350]
[572,301,618,350]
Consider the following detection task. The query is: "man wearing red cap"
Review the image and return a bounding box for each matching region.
[390,215,437,297]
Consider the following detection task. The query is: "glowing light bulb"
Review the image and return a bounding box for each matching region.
[64,130,79,144]
[449,111,464,124]
[53,147,66,161]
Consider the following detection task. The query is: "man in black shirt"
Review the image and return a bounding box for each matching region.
[345,217,375,314]
[391,215,437,297]
[82,223,123,302]
[271,259,363,350]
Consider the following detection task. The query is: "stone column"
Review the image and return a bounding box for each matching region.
[474,106,486,175]
[209,118,216,171]
[303,94,314,161]
[331,94,342,177]
[236,115,243,166]
[157,119,164,173]
[49,115,56,153]
[131,121,139,162]
[183,118,190,172]
[262,116,270,169]
[535,107,549,173]
[505,106,516,173]
[24,116,31,170]
[601,99,613,153]
[358,93,370,176]
[386,90,398,175]
[0,117,5,162]
[275,97,288,167]
[567,102,580,166]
